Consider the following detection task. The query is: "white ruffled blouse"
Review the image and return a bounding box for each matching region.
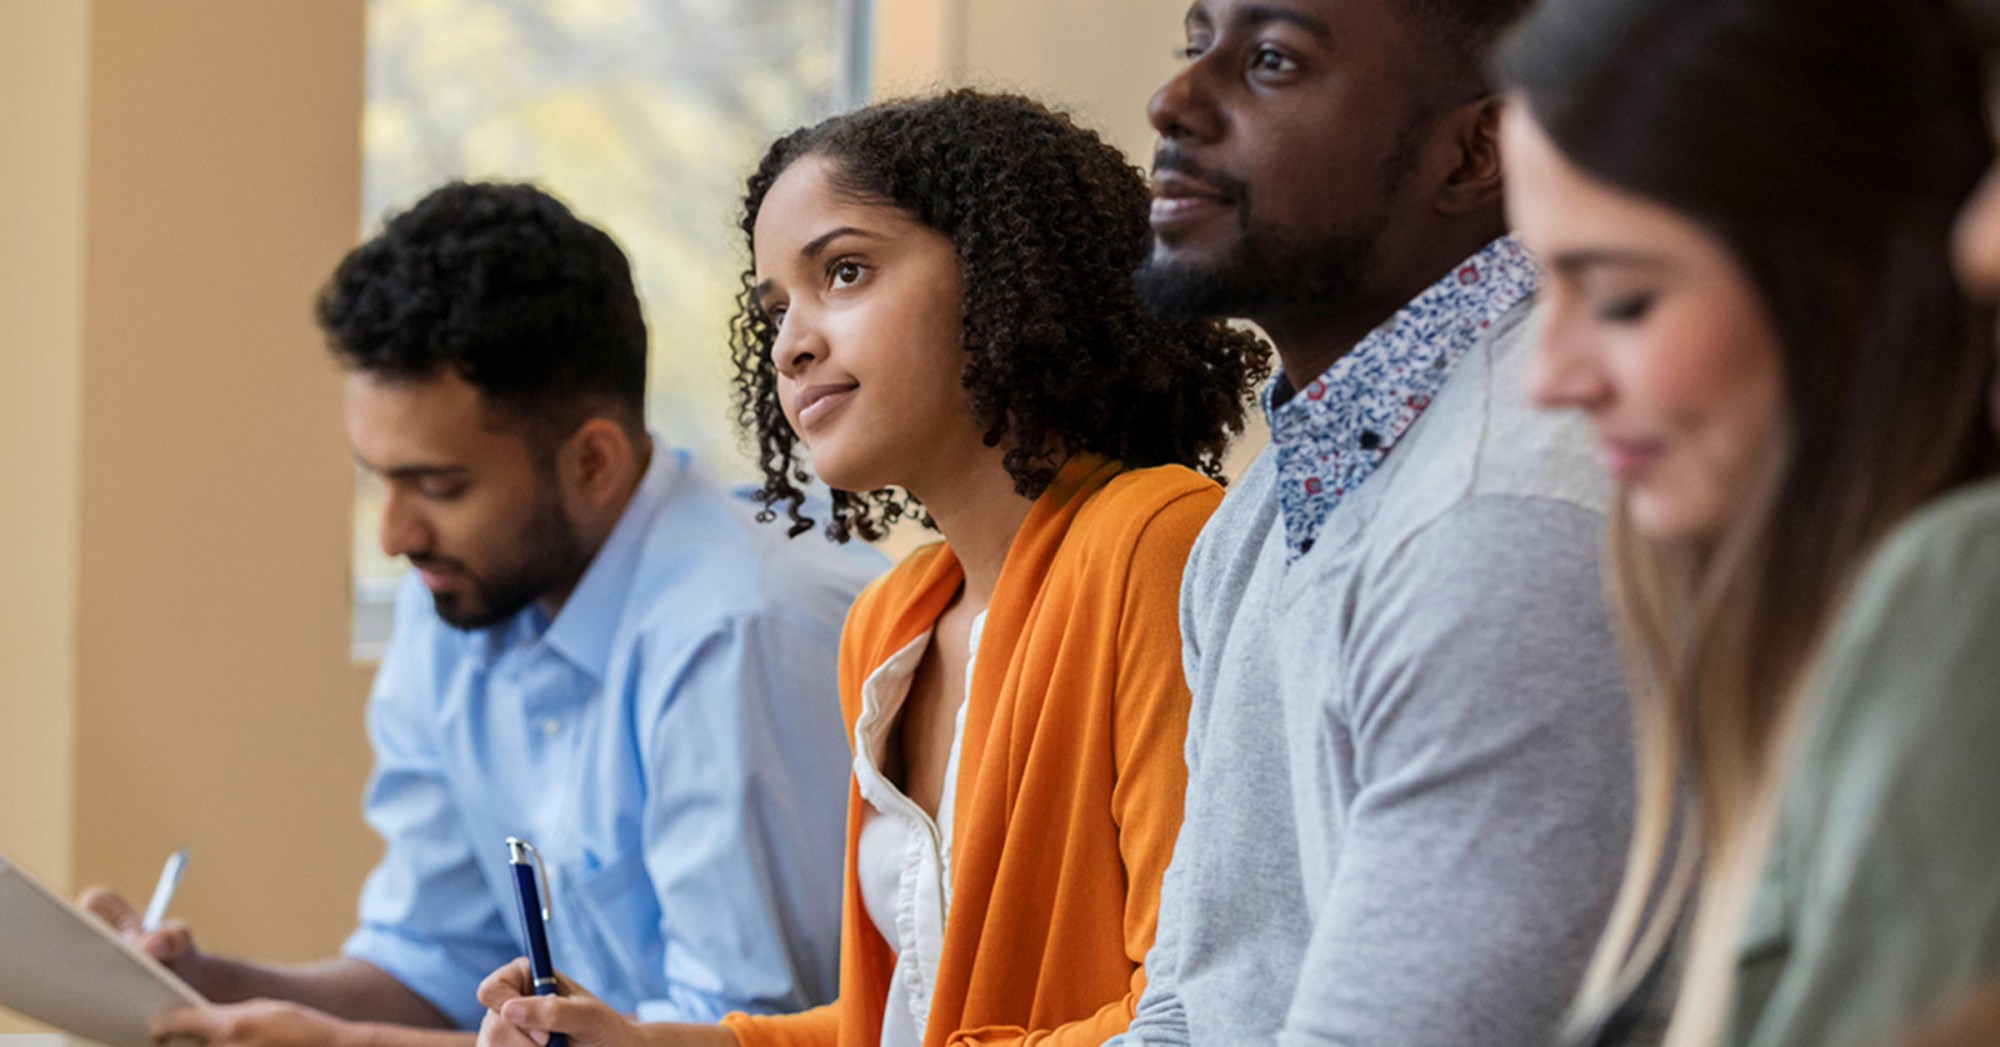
[852,611,986,1047]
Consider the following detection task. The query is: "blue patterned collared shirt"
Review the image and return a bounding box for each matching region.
[1269,235,1540,561]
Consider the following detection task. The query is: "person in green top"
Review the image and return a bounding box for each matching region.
[1844,4,2000,1046]
[1498,0,2000,1045]
[1733,482,2000,1047]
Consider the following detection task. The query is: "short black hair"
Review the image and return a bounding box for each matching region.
[731,90,1270,542]
[1955,0,2000,43]
[1401,0,1537,96]
[316,181,649,452]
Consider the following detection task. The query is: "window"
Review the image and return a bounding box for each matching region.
[352,0,870,659]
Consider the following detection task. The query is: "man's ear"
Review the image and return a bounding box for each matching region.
[1435,96,1507,216]
[559,417,637,510]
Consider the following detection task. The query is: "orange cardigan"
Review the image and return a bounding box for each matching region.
[721,456,1216,1047]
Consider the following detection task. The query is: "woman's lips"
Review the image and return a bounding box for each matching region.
[797,383,858,431]
[1599,438,1667,481]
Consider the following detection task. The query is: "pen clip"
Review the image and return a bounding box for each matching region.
[504,836,554,924]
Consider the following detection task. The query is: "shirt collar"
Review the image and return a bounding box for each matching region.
[1267,236,1539,562]
[537,437,685,682]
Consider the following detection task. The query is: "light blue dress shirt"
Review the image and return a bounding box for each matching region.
[341,442,882,1029]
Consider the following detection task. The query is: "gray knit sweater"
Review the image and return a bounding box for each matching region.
[1111,302,1646,1047]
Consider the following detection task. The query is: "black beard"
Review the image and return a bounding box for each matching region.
[1138,116,1430,326]
[1135,219,1380,326]
[428,489,592,631]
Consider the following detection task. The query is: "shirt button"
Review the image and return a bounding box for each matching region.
[541,718,563,738]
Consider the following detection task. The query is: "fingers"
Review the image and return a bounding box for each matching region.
[80,887,195,969]
[142,919,197,964]
[79,885,140,931]
[149,1005,224,1042]
[497,994,618,1043]
[478,1009,545,1047]
[477,957,537,1009]
[147,1000,342,1047]
[484,966,617,1047]
[552,971,595,1000]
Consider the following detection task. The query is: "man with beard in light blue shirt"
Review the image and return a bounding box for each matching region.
[83,182,878,1047]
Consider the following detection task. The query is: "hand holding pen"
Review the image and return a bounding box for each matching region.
[474,961,733,1047]
[77,845,205,978]
[476,958,627,1047]
[484,841,729,1047]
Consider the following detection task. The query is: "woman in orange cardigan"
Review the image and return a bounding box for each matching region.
[474,90,1268,1047]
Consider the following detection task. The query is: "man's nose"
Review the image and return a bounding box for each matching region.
[378,487,433,560]
[1148,51,1225,144]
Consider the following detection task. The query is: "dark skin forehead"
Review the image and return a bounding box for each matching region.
[1164,0,1444,204]
[1185,1,1335,38]
[1181,0,1423,118]
[1182,0,1462,101]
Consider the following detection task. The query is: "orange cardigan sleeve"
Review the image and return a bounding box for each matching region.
[721,1003,840,1047]
[945,486,1214,1047]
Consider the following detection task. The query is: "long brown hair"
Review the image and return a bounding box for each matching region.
[1501,0,1999,1041]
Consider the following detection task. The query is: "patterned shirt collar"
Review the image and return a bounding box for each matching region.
[1268,235,1539,562]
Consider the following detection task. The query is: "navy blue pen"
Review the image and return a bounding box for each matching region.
[506,837,568,1047]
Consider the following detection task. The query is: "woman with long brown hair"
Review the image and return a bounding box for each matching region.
[1499,0,2000,1043]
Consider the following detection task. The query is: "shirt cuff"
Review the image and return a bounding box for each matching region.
[341,926,490,1031]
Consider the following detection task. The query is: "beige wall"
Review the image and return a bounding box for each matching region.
[960,2,1184,164]
[872,0,1185,163]
[0,0,89,900]
[0,2,378,1018]
[69,0,379,962]
[0,6,91,1032]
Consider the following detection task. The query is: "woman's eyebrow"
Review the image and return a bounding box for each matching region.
[1548,247,1672,278]
[800,225,884,261]
[754,226,890,304]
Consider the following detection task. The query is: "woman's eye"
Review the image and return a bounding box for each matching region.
[830,260,866,288]
[1596,292,1657,324]
[1177,42,1208,61]
[767,305,787,326]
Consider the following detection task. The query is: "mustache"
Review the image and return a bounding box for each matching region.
[408,552,469,575]
[1151,144,1253,208]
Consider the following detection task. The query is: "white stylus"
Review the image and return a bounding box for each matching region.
[141,846,190,933]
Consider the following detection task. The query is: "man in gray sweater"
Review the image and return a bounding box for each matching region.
[1114,1,1640,1044]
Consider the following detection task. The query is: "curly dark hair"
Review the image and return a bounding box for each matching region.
[730,90,1271,542]
[316,181,649,457]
